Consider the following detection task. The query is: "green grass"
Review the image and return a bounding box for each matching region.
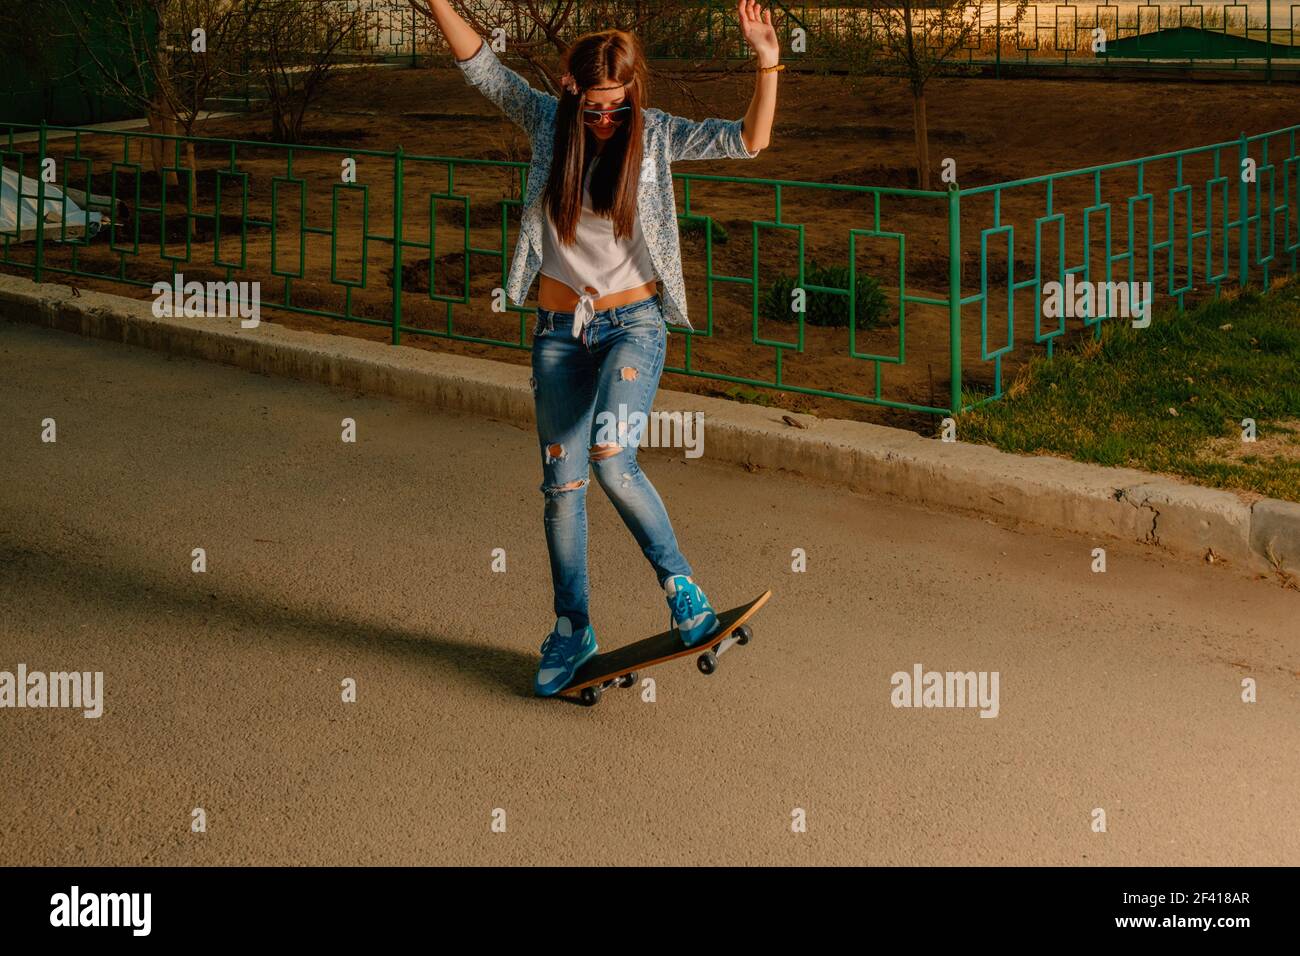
[723,384,776,407]
[959,279,1300,502]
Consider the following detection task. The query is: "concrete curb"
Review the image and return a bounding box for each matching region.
[2,273,1297,578]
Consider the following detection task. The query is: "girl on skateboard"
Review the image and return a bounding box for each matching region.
[422,1,780,695]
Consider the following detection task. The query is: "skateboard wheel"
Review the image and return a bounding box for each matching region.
[736,625,752,646]
[618,672,637,688]
[697,651,717,675]
[580,686,601,707]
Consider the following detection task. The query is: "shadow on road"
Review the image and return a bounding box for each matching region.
[0,539,540,699]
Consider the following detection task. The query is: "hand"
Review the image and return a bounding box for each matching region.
[737,0,780,69]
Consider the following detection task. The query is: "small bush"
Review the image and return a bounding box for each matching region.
[678,217,729,244]
[759,260,888,330]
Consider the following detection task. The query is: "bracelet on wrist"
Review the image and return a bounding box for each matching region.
[758,62,784,74]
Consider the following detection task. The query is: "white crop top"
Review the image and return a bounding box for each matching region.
[540,155,658,338]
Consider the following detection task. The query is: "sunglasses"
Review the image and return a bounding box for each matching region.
[581,105,632,127]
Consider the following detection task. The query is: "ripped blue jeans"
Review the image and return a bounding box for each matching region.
[531,292,693,632]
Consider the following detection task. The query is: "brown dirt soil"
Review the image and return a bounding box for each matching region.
[10,62,1298,432]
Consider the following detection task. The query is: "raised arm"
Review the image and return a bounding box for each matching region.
[421,0,555,137]
[665,1,778,162]
[738,0,779,154]
[419,0,481,59]
[665,114,761,162]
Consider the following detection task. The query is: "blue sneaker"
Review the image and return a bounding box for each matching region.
[664,575,719,647]
[534,617,598,696]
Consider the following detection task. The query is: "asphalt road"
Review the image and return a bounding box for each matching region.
[1,320,1296,865]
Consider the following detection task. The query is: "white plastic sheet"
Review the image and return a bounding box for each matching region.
[1,165,105,243]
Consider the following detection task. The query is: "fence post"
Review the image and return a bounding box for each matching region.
[947,182,962,415]
[392,145,404,345]
[1238,132,1249,288]
[34,120,47,284]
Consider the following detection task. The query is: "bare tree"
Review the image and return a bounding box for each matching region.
[248,0,373,143]
[54,0,265,187]
[407,0,733,111]
[866,0,1027,189]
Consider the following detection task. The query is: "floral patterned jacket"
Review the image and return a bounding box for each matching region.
[455,40,760,330]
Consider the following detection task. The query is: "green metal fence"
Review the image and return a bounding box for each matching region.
[2,119,1297,415]
[959,125,1299,405]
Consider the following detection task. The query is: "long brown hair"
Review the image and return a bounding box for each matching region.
[543,30,648,245]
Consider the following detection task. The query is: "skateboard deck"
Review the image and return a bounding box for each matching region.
[557,590,772,706]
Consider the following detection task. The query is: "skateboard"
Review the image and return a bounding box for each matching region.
[557,590,772,707]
